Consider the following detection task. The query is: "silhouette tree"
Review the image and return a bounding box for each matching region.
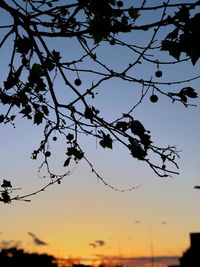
[0,246,58,267]
[0,0,199,203]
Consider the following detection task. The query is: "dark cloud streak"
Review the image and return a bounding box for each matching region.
[28,232,48,246]
[89,240,106,248]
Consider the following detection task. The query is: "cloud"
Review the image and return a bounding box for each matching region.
[28,232,48,246]
[0,240,21,248]
[89,242,97,248]
[94,240,106,246]
[134,220,140,224]
[89,240,106,248]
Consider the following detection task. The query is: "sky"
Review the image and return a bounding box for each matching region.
[0,0,200,265]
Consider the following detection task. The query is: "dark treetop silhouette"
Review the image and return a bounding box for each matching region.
[0,247,57,267]
[0,0,199,203]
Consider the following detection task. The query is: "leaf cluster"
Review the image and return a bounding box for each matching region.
[0,180,12,203]
[0,0,199,202]
[162,6,200,65]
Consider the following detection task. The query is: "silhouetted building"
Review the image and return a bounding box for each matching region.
[169,233,200,267]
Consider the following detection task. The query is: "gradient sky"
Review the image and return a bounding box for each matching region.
[0,0,200,263]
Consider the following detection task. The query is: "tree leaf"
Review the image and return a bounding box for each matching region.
[52,50,61,63]
[130,120,146,137]
[99,133,113,149]
[194,186,200,189]
[115,121,129,132]
[161,40,181,60]
[165,28,179,40]
[29,63,45,83]
[128,138,147,160]
[187,48,200,65]
[63,157,71,167]
[128,7,140,20]
[1,180,12,188]
[66,133,74,141]
[34,111,43,125]
[41,105,49,116]
[20,105,32,119]
[4,66,23,90]
[1,191,11,203]
[180,87,198,98]
[16,36,31,55]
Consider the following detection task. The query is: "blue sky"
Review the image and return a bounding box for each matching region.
[0,0,200,260]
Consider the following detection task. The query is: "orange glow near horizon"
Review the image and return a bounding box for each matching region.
[0,1,200,266]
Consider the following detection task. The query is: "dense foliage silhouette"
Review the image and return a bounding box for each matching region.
[0,0,199,202]
[0,247,57,267]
